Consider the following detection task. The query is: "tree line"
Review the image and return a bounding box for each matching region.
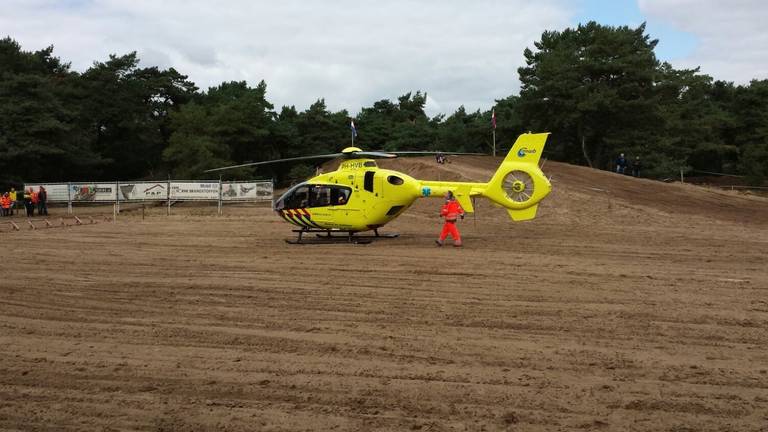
[1,22,766,187]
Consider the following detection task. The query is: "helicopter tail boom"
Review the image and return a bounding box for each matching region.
[415,181,482,212]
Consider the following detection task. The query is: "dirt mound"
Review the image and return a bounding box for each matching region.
[544,162,768,226]
[375,156,768,227]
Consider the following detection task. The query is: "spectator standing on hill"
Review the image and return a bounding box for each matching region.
[37,186,48,216]
[24,188,34,217]
[616,153,627,174]
[631,156,642,177]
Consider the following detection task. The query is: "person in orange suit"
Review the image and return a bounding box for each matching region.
[0,193,10,216]
[31,188,39,212]
[436,191,465,247]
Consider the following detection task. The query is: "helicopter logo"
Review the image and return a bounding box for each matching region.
[207,132,552,243]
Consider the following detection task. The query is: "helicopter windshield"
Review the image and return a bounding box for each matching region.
[276,184,351,210]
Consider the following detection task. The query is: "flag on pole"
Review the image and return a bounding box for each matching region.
[491,109,496,129]
[350,119,358,138]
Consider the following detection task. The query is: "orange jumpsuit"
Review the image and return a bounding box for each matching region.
[438,199,464,246]
[1,195,10,215]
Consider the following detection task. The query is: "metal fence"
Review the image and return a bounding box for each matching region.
[23,180,273,214]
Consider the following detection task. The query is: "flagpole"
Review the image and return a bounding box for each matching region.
[491,109,497,157]
[492,129,496,157]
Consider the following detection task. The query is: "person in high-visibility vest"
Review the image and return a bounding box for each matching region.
[24,188,34,217]
[8,187,17,215]
[435,191,465,247]
[0,193,10,216]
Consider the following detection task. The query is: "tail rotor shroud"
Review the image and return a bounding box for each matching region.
[503,170,535,204]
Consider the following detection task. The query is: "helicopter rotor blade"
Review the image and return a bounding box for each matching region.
[204,153,343,173]
[351,151,398,159]
[382,151,486,156]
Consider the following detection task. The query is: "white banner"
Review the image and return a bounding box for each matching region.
[170,182,220,200]
[23,184,69,202]
[118,182,168,201]
[221,182,273,201]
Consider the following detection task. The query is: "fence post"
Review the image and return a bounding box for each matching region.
[116,180,120,214]
[218,176,223,216]
[680,169,684,183]
[67,182,72,215]
[167,176,171,216]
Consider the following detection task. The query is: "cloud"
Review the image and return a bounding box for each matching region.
[639,0,768,82]
[0,0,572,115]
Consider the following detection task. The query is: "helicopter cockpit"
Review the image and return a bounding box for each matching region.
[275,184,352,210]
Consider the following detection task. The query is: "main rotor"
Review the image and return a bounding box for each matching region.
[205,148,481,173]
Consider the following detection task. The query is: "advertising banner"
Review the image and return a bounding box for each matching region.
[170,182,219,200]
[69,183,118,202]
[23,184,69,202]
[117,182,168,201]
[221,182,273,201]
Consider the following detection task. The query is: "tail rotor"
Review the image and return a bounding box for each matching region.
[503,170,535,203]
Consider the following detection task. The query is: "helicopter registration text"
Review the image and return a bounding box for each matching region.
[340,161,368,170]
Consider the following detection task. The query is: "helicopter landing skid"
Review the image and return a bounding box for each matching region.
[285,228,399,245]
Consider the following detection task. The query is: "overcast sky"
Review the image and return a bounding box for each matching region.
[2,0,767,116]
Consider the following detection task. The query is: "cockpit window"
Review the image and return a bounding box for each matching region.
[282,185,309,209]
[276,184,351,209]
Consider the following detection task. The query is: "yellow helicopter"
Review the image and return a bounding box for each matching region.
[207,132,551,243]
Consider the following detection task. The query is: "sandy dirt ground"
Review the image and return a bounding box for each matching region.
[1,158,767,431]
